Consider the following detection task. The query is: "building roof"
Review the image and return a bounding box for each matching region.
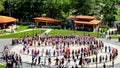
[0,15,17,23]
[75,20,100,25]
[69,15,100,25]
[33,17,61,23]
[69,15,95,20]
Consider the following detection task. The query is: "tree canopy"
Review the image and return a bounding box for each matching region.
[0,0,5,12]
[0,0,119,23]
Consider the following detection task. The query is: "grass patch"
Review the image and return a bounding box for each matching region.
[15,24,29,31]
[0,29,45,38]
[111,35,120,39]
[49,29,100,38]
[0,64,4,68]
[0,30,10,34]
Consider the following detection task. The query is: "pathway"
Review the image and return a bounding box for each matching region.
[41,29,52,36]
[0,28,52,36]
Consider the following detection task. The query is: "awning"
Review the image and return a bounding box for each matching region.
[33,17,61,23]
[0,15,17,23]
[75,20,100,25]
[69,15,95,20]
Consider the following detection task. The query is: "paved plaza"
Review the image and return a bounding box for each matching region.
[0,38,120,68]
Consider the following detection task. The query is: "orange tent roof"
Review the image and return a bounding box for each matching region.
[90,20,101,24]
[33,17,61,23]
[69,15,94,20]
[75,20,100,25]
[0,15,17,23]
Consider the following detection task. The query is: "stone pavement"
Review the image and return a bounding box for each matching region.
[9,39,120,68]
[0,38,120,68]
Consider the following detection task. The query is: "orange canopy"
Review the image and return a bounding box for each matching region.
[0,15,17,23]
[69,15,100,25]
[33,17,61,23]
[75,20,100,25]
[69,15,95,20]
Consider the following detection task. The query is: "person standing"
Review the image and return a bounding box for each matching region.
[41,49,44,57]
[38,56,41,65]
[65,62,69,68]
[105,46,107,53]
[103,62,106,68]
[48,57,51,66]
[75,64,78,68]
[53,50,55,57]
[112,60,114,67]
[99,55,102,63]
[55,57,59,65]
[108,46,111,53]
[105,54,108,62]
[39,62,43,68]
[44,56,46,65]
[74,57,77,65]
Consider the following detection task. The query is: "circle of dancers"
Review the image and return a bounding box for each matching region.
[11,33,118,68]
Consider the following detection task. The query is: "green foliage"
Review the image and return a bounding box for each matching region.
[0,0,120,23]
[0,0,95,20]
[71,0,94,15]
[117,30,120,34]
[115,8,120,21]
[99,27,109,33]
[0,0,5,11]
[100,0,117,23]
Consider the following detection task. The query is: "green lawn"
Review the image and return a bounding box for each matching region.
[0,29,45,38]
[49,29,100,38]
[111,35,120,39]
[15,24,29,31]
[0,30,10,34]
[0,64,4,68]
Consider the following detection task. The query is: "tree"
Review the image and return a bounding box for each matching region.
[115,8,120,21]
[0,0,5,12]
[0,0,120,23]
[100,0,117,25]
[71,0,94,15]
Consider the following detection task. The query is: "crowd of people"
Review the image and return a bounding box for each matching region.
[2,46,22,68]
[11,33,118,68]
